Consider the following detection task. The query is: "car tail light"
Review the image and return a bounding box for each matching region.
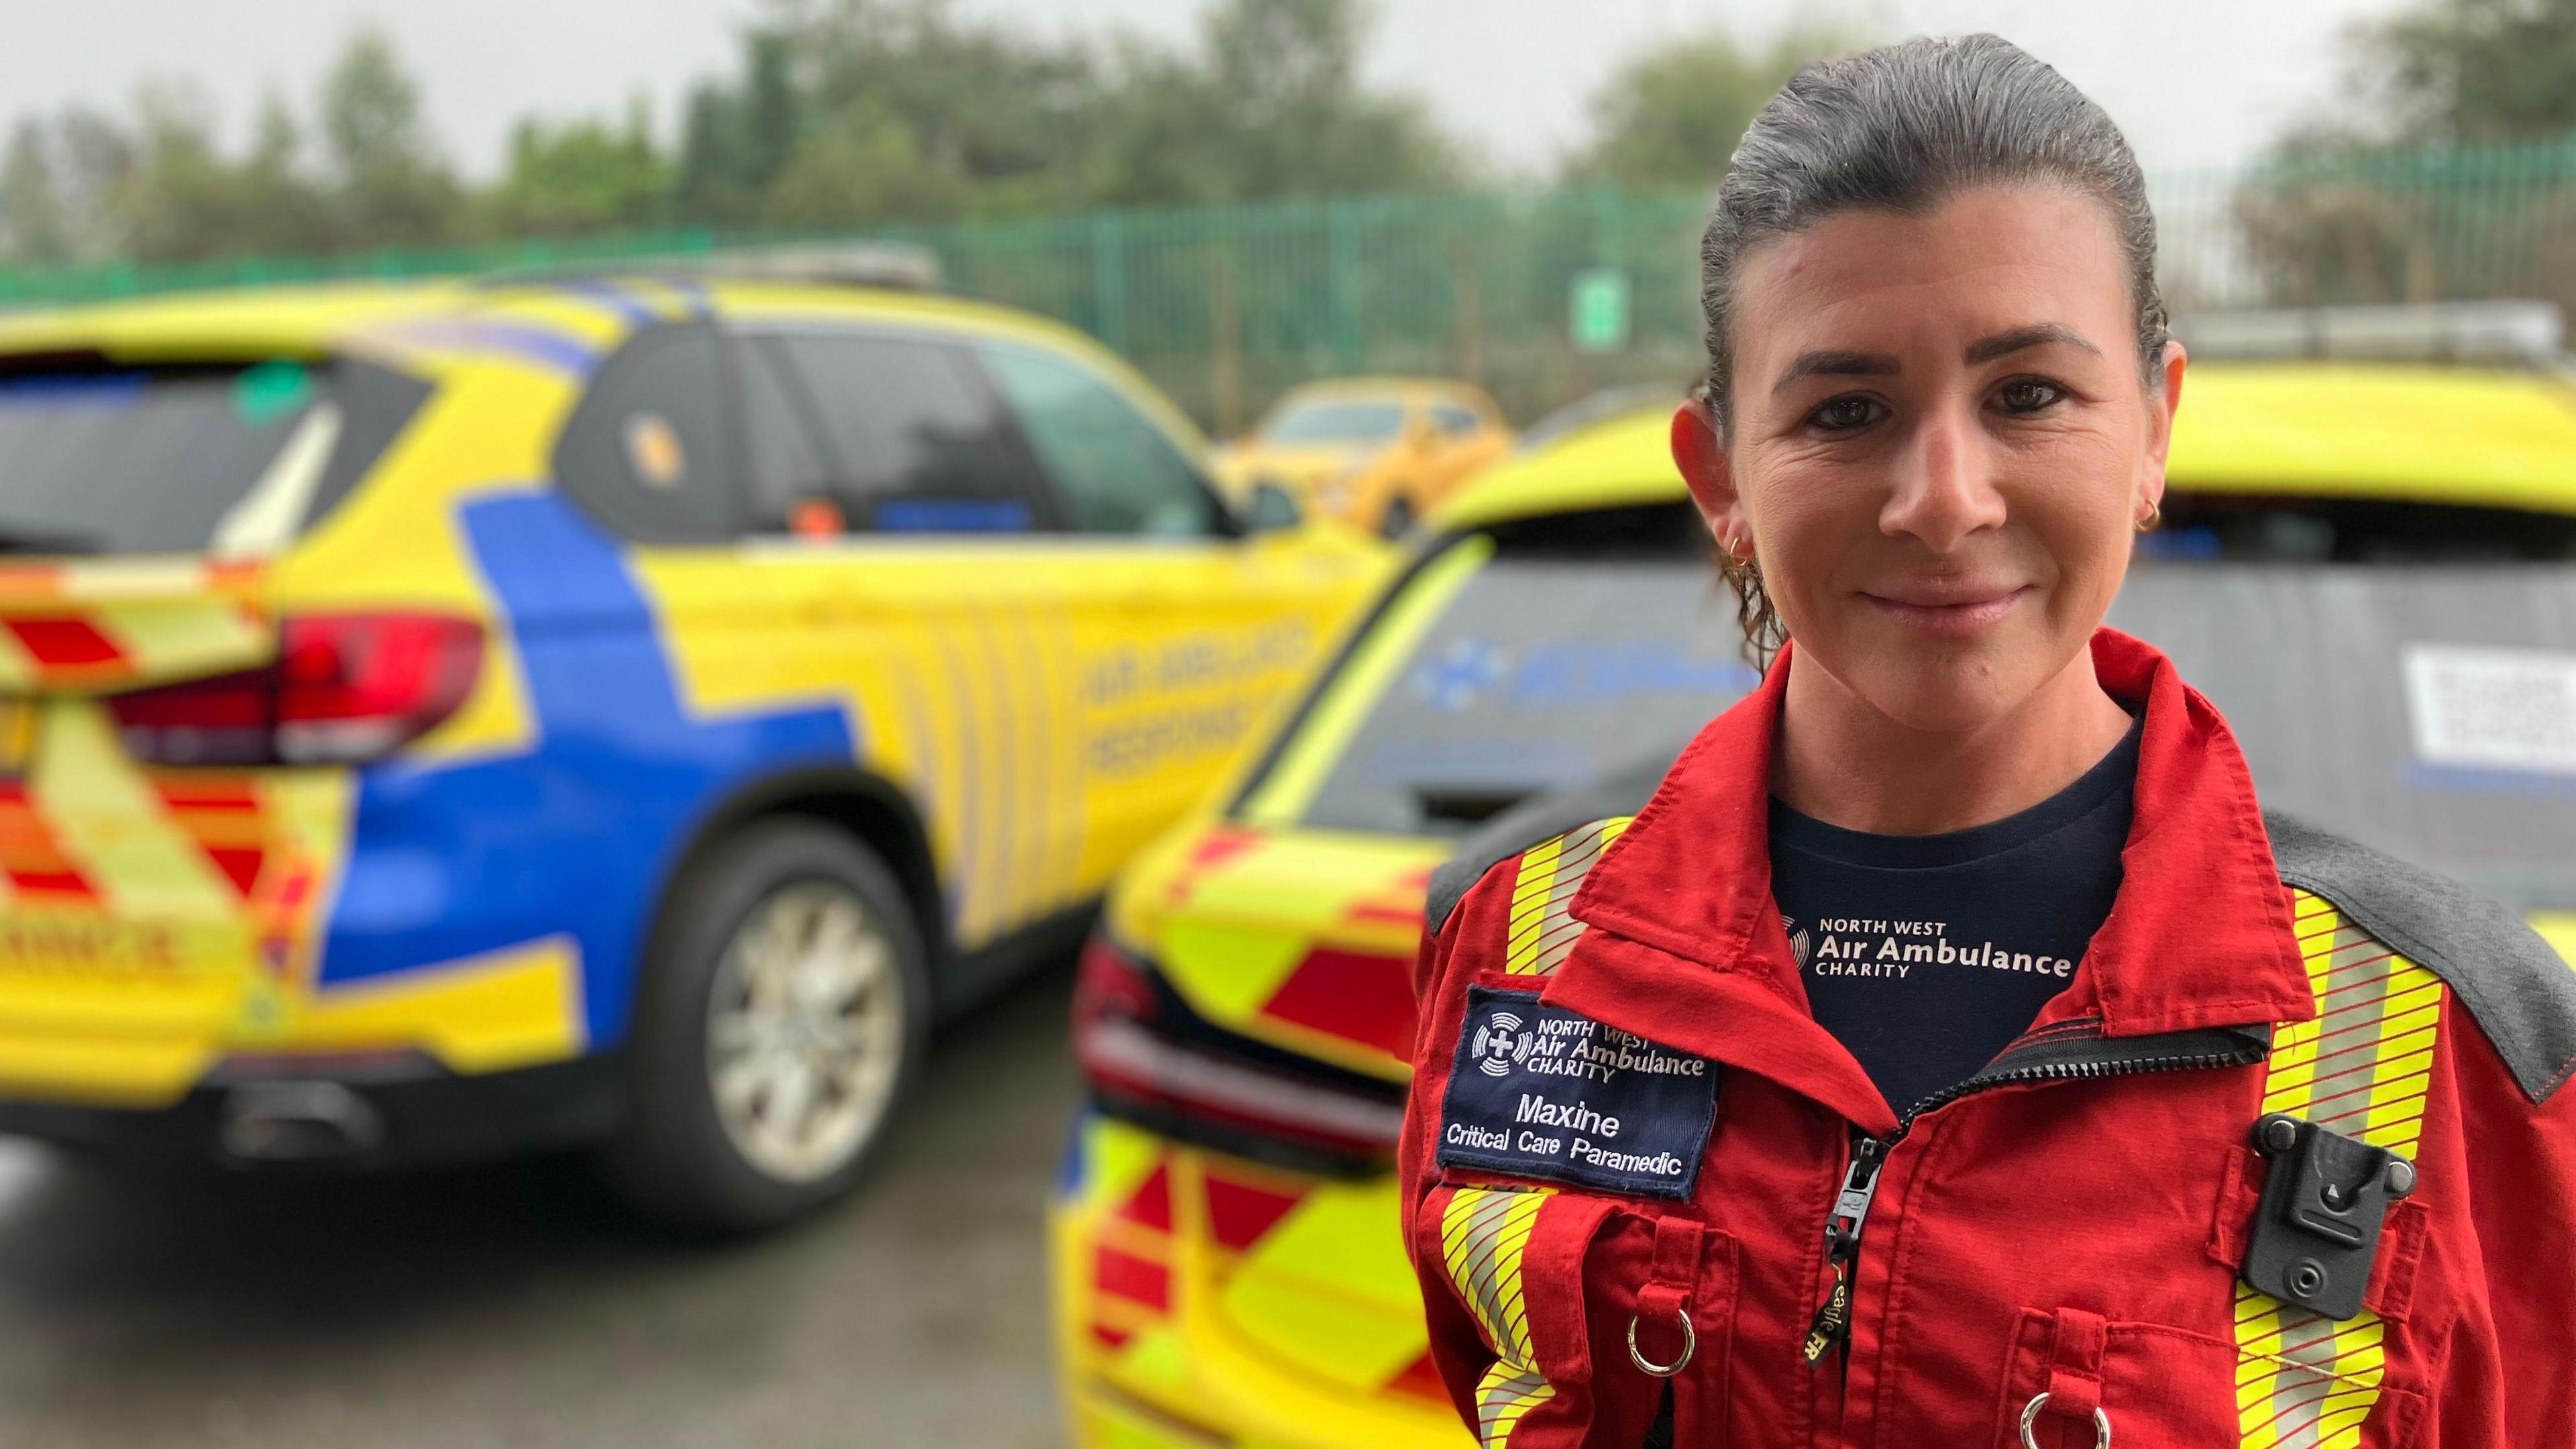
[109,612,484,767]
[1072,932,1405,1170]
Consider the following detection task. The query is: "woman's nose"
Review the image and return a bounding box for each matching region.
[1879,409,2008,553]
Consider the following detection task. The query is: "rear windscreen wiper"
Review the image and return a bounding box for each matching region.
[1414,787,1532,828]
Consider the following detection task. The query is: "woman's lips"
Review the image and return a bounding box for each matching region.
[1859,584,2032,637]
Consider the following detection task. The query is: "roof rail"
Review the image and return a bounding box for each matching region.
[477,240,943,294]
[2171,299,2565,367]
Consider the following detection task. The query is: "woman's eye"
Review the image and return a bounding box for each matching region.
[1996,379,2065,414]
[1809,396,1884,431]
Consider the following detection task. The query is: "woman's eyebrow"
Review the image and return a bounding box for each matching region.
[1771,350,1898,394]
[1965,323,2100,363]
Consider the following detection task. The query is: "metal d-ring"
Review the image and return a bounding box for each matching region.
[1625,1307,1695,1377]
[2019,1391,2112,1449]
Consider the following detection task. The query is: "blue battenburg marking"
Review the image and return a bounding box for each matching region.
[873,498,1033,533]
[1410,637,1510,710]
[318,490,855,1046]
[1438,985,1717,1199]
[662,275,714,320]
[2406,761,2576,797]
[557,280,661,328]
[1053,1112,1093,1198]
[0,373,148,407]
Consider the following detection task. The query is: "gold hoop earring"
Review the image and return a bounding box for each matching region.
[2135,499,2162,533]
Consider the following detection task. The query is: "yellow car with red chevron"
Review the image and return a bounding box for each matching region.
[0,272,1387,1228]
[1051,312,2576,1448]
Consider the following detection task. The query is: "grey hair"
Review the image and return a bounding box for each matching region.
[1696,34,2171,658]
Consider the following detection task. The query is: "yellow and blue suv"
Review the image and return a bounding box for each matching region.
[1051,309,2576,1446]
[0,274,1387,1228]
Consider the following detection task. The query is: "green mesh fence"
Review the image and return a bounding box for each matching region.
[5,134,2575,431]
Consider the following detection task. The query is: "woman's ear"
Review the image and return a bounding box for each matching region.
[2138,339,2187,523]
[1671,398,1749,551]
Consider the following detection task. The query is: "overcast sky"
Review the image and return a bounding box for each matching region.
[0,0,2412,180]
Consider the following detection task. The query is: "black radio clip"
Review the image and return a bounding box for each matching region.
[2239,1112,2416,1321]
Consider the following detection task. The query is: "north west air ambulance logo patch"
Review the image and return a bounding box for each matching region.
[1472,1010,1536,1077]
[1438,985,1719,1199]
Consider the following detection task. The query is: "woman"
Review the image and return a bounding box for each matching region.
[1400,35,2575,1449]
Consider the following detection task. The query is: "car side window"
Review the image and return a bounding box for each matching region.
[978,343,1227,539]
[769,331,1045,534]
[554,325,740,545]
[736,337,840,533]
[1430,403,1482,437]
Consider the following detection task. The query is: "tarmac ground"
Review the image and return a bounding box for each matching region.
[0,959,1082,1449]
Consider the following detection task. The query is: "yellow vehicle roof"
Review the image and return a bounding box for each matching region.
[0,272,1118,366]
[1434,363,2576,533]
[0,281,479,360]
[0,272,1210,452]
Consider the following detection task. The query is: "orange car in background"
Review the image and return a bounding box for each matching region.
[1213,379,1511,536]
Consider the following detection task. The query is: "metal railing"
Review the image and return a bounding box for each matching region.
[7,134,2575,430]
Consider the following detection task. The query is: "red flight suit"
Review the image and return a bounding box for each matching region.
[1401,630,2576,1448]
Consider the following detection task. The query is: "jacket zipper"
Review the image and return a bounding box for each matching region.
[1796,1022,2270,1367]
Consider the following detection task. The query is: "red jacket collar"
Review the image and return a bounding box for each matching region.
[1544,628,2314,1132]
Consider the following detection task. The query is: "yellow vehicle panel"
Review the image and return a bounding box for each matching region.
[1056,1114,1466,1449]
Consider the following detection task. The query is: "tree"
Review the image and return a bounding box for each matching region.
[2235,0,2576,311]
[1081,0,1463,206]
[760,95,954,226]
[779,0,1097,221]
[2359,0,2576,144]
[107,83,333,263]
[318,25,464,250]
[117,83,250,262]
[233,91,335,256]
[678,26,804,225]
[488,101,673,237]
[0,106,141,266]
[0,120,74,265]
[1571,25,1856,193]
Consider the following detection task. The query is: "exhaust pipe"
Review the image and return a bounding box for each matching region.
[218,1080,385,1163]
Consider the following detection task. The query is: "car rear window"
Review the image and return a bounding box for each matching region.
[1238,494,2576,917]
[2117,562,2576,915]
[0,354,431,556]
[1235,503,1753,835]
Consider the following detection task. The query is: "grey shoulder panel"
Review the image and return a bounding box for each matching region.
[2267,810,2576,1104]
[1424,752,1671,934]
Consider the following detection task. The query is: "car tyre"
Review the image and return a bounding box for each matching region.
[603,819,931,1234]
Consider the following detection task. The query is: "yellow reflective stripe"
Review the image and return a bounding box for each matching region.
[1238,534,1493,826]
[2233,890,2447,1449]
[2235,1299,2386,1448]
[1502,816,1631,977]
[1504,835,1562,973]
[1440,1187,1554,1447]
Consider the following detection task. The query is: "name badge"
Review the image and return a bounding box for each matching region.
[1436,985,1717,1199]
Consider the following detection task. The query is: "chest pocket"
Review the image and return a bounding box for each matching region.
[1415,1183,1739,1448]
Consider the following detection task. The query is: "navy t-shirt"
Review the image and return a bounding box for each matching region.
[1769,717,2141,1118]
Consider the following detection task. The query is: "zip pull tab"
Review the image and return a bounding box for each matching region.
[1801,1135,1889,1366]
